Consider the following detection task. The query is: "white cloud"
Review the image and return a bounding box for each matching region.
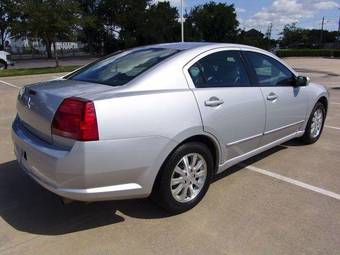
[236,7,246,13]
[154,0,181,6]
[313,1,339,10]
[243,0,339,34]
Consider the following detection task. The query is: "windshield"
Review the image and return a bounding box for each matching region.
[68,48,181,86]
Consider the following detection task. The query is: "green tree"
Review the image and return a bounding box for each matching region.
[78,0,180,53]
[77,0,104,54]
[97,0,151,52]
[280,23,310,48]
[13,0,81,66]
[237,29,276,50]
[0,0,17,49]
[185,2,239,42]
[142,1,180,44]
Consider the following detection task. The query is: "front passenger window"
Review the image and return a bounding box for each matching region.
[245,51,295,86]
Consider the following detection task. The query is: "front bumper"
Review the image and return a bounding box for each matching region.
[12,117,173,201]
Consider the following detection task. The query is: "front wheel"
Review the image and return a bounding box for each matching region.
[152,142,213,213]
[301,102,326,144]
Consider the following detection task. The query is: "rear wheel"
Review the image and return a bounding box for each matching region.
[0,60,7,70]
[301,102,326,144]
[152,142,213,213]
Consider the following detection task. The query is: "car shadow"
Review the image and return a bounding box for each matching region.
[0,144,290,236]
[282,139,307,147]
[212,145,287,182]
[0,160,174,235]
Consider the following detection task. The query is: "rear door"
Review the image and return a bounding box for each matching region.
[243,51,308,145]
[184,49,266,164]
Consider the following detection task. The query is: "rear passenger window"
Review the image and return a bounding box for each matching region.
[245,51,295,86]
[188,51,250,88]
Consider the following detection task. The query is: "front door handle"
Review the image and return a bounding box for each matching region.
[266,92,278,101]
[205,97,224,107]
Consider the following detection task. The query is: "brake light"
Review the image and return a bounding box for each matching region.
[52,97,99,141]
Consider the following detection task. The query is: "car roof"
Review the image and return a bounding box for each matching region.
[145,42,259,51]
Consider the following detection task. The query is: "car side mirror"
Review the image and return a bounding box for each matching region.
[295,76,310,86]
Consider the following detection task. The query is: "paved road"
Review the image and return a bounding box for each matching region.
[0,58,339,255]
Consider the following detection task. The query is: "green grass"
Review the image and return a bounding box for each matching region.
[0,65,81,77]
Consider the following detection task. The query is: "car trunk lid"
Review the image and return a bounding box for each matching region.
[17,79,113,144]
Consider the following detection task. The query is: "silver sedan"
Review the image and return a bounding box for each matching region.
[12,43,329,212]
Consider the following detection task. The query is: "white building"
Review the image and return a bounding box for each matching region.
[7,36,84,54]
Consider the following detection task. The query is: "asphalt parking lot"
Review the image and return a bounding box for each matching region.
[0,57,339,255]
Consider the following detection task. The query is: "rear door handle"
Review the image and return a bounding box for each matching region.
[205,97,224,107]
[266,92,278,101]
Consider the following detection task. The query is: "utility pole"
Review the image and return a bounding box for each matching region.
[338,8,340,48]
[265,23,273,50]
[338,8,340,37]
[181,0,184,42]
[320,16,325,46]
[265,23,273,39]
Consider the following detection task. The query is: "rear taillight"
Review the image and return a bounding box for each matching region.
[52,97,99,141]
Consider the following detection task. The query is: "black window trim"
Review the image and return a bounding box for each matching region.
[188,50,253,89]
[241,50,298,87]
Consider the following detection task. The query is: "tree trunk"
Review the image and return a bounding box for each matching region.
[0,31,5,50]
[46,40,52,58]
[52,41,59,67]
[87,35,93,55]
[88,41,94,55]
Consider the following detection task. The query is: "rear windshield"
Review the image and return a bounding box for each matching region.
[68,48,180,86]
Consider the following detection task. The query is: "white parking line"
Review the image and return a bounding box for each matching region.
[244,164,340,200]
[325,125,340,131]
[0,116,14,120]
[0,79,20,89]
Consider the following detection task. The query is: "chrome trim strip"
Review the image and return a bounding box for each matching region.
[61,183,142,194]
[218,131,303,174]
[264,120,305,135]
[226,120,305,147]
[226,133,263,146]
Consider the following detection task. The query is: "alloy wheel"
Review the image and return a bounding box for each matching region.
[310,108,323,138]
[170,153,207,203]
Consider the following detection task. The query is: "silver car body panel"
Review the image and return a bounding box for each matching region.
[12,42,329,201]
[183,47,266,163]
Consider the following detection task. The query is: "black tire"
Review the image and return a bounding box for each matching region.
[152,142,213,213]
[301,102,326,144]
[0,60,8,70]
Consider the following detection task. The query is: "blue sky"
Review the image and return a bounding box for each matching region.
[158,0,340,37]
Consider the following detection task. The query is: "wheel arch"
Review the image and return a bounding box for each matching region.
[317,96,328,114]
[151,133,222,195]
[178,135,220,173]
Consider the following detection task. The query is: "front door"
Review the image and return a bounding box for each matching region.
[244,51,308,145]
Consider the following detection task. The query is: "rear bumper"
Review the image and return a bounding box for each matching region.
[12,117,174,201]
